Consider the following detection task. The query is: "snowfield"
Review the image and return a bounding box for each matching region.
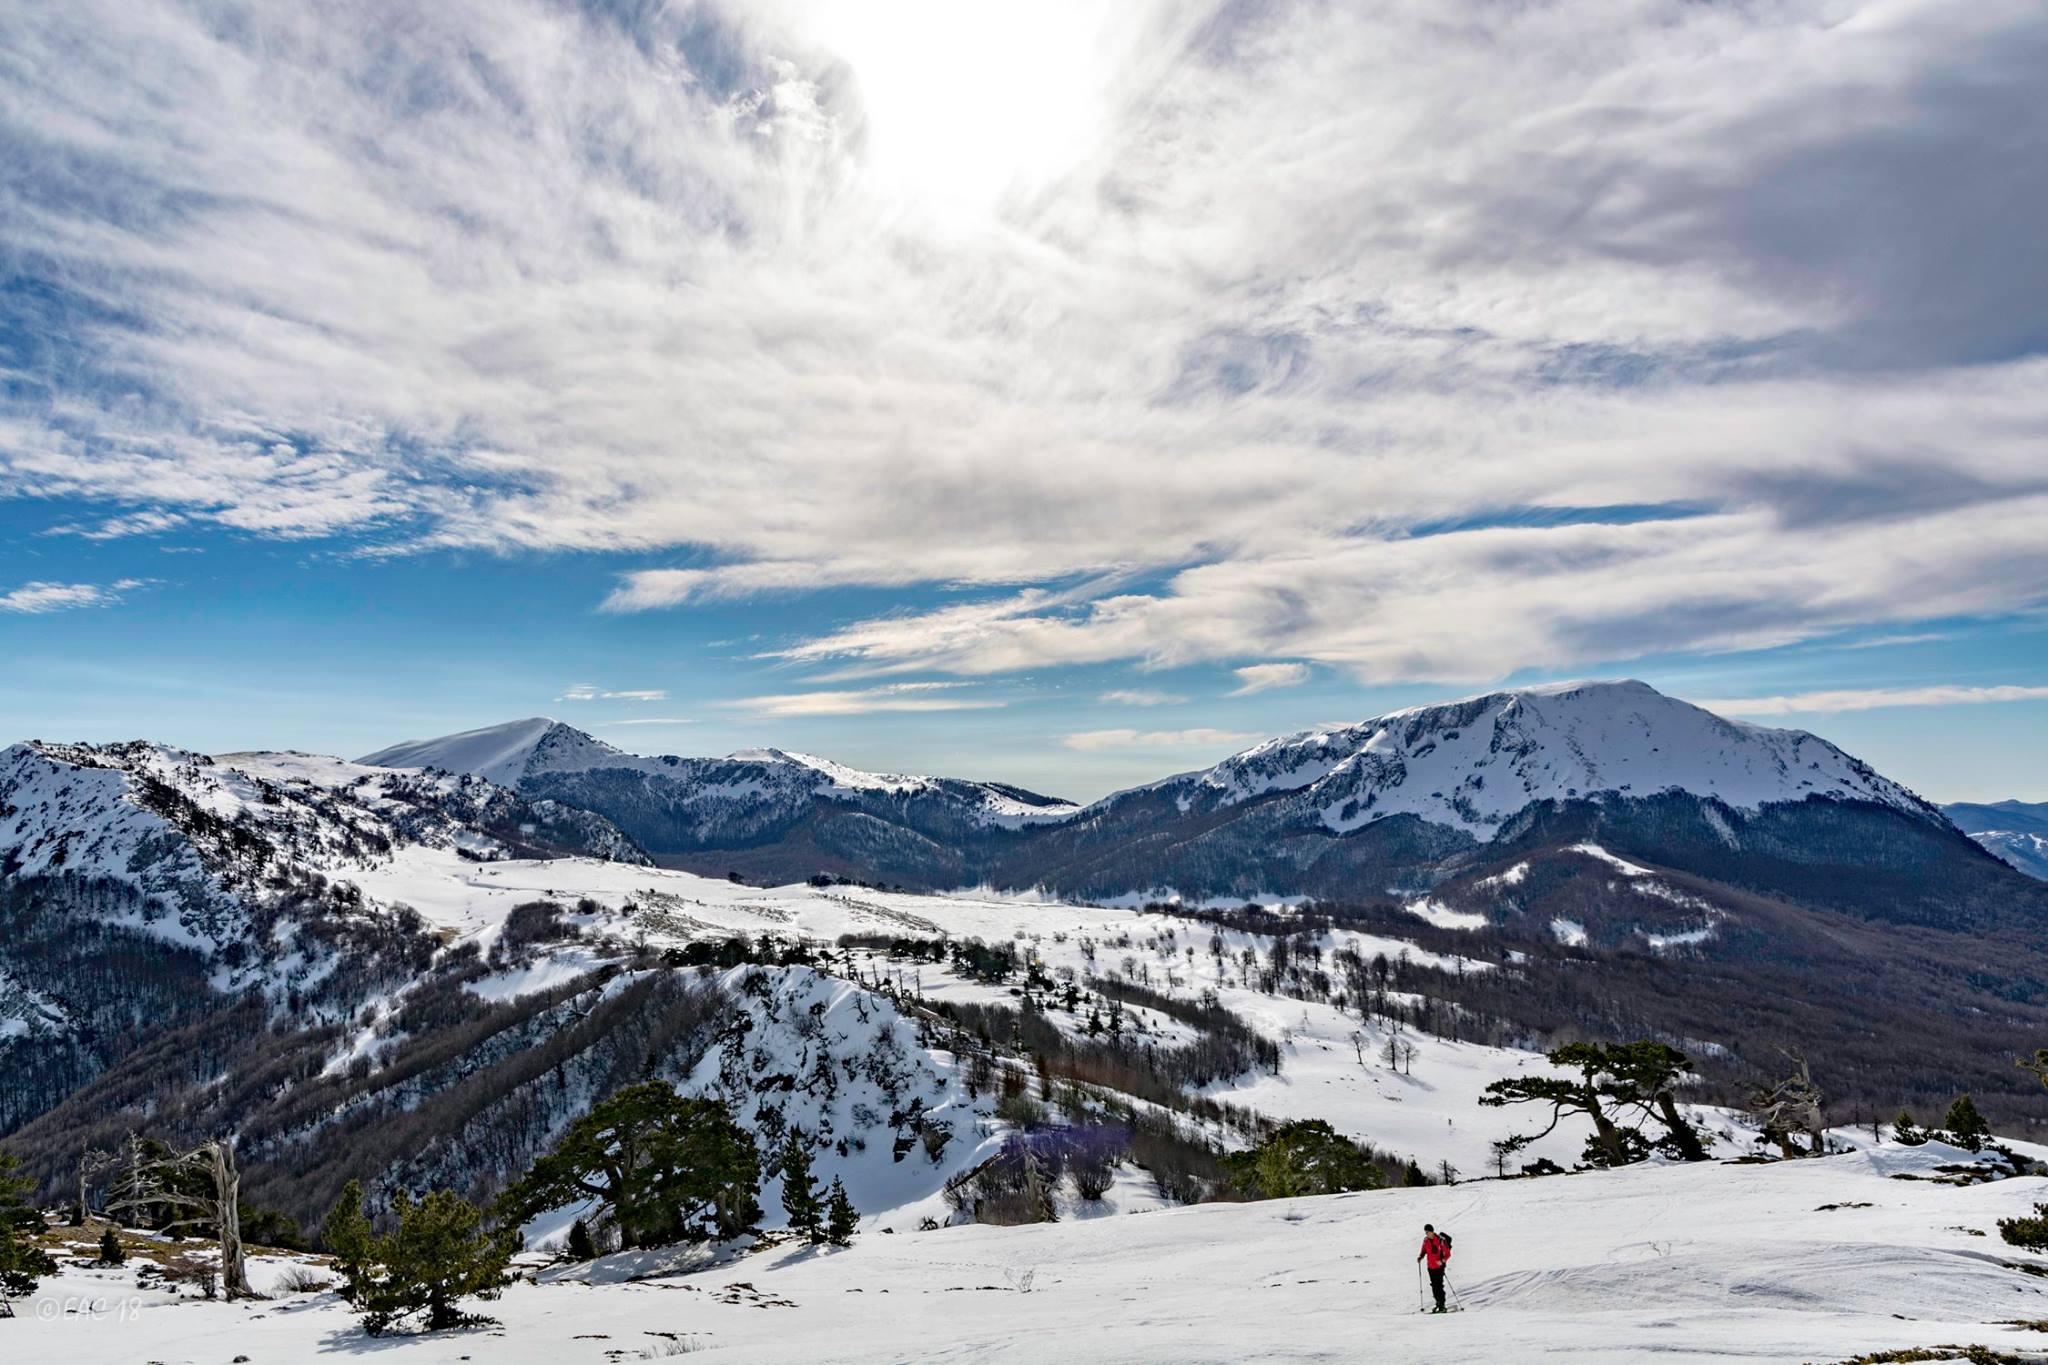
[17,1141,2048,1364]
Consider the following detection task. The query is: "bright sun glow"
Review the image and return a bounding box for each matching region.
[812,0,1141,222]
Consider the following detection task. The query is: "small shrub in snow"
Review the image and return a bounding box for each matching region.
[273,1265,331,1294]
[96,1228,125,1266]
[996,1091,1045,1129]
[1072,1153,1116,1202]
[2000,1201,2048,1252]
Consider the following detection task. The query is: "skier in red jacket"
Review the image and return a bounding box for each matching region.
[1417,1224,1452,1312]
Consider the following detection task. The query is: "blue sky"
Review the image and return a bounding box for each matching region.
[3,0,2045,803]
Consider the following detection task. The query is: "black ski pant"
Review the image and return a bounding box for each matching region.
[1428,1265,1446,1310]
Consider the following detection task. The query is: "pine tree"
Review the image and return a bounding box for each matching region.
[97,1228,125,1266]
[1892,1110,1927,1145]
[825,1177,858,1246]
[323,1179,375,1302]
[0,1154,57,1300]
[498,1084,760,1249]
[780,1132,824,1243]
[338,1189,516,1335]
[564,1218,597,1262]
[1943,1094,1991,1152]
[1225,1120,1386,1199]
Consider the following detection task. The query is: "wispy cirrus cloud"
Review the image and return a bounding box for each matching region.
[0,578,147,614]
[1099,688,1186,707]
[4,0,2047,691]
[1227,663,1310,696]
[1062,727,1259,752]
[559,685,668,703]
[1696,685,2048,717]
[728,682,1000,718]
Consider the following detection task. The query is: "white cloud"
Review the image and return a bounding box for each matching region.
[559,685,668,703]
[4,0,2046,684]
[44,510,188,540]
[1062,727,1260,752]
[1099,688,1185,707]
[0,579,146,614]
[1227,663,1310,696]
[593,717,698,727]
[727,682,1001,717]
[1695,685,2048,716]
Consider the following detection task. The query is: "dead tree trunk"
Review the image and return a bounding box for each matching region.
[76,1147,118,1226]
[103,1135,255,1299]
[213,1139,248,1299]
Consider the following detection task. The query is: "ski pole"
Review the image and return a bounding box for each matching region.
[1415,1261,1426,1311]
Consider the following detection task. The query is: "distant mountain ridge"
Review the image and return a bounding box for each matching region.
[1943,798,2048,880]
[360,717,1079,886]
[345,681,2035,937]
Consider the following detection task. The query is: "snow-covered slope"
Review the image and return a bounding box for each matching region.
[0,740,645,940]
[19,1139,2048,1364]
[1973,829,2048,879]
[0,737,651,1129]
[358,716,576,786]
[1148,679,1940,838]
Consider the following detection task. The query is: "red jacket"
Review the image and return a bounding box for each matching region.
[1419,1233,1450,1270]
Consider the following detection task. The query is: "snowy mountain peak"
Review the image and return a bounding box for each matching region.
[360,723,1079,836]
[1165,678,1939,838]
[358,716,635,786]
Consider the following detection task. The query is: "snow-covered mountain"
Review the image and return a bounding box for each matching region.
[363,717,1077,826]
[973,679,2013,928]
[360,718,1079,884]
[0,737,648,1130]
[1944,799,2048,880]
[0,740,644,939]
[348,684,2018,933]
[1147,679,1939,836]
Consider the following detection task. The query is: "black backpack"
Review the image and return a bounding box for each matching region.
[1438,1231,1454,1255]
